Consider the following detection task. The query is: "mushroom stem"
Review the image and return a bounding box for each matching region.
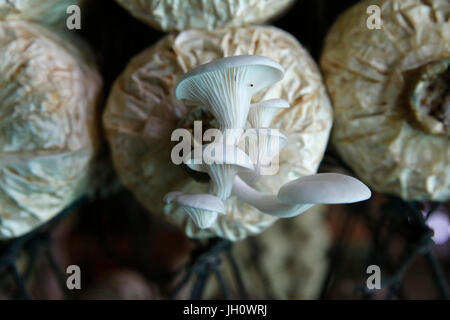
[208,164,239,200]
[184,143,254,201]
[232,172,371,218]
[232,176,314,218]
[248,99,290,128]
[238,128,287,184]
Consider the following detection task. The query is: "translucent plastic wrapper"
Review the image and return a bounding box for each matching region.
[115,0,294,32]
[104,26,333,241]
[321,0,450,201]
[0,0,80,26]
[0,21,103,239]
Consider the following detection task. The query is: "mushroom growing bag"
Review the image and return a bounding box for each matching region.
[0,21,102,239]
[114,0,294,32]
[321,0,450,201]
[103,26,333,241]
[0,0,79,26]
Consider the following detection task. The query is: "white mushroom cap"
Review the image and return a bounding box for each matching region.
[164,192,225,229]
[277,173,372,205]
[232,173,371,219]
[176,55,285,96]
[175,55,285,132]
[248,99,290,128]
[184,143,254,200]
[185,143,254,172]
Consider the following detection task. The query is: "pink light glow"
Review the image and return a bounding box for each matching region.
[427,211,450,245]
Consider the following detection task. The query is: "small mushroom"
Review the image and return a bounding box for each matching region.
[164,192,225,229]
[239,128,287,184]
[232,173,371,218]
[248,99,290,128]
[184,143,254,200]
[175,55,285,144]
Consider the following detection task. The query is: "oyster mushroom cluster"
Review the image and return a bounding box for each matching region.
[164,55,372,230]
[103,26,353,241]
